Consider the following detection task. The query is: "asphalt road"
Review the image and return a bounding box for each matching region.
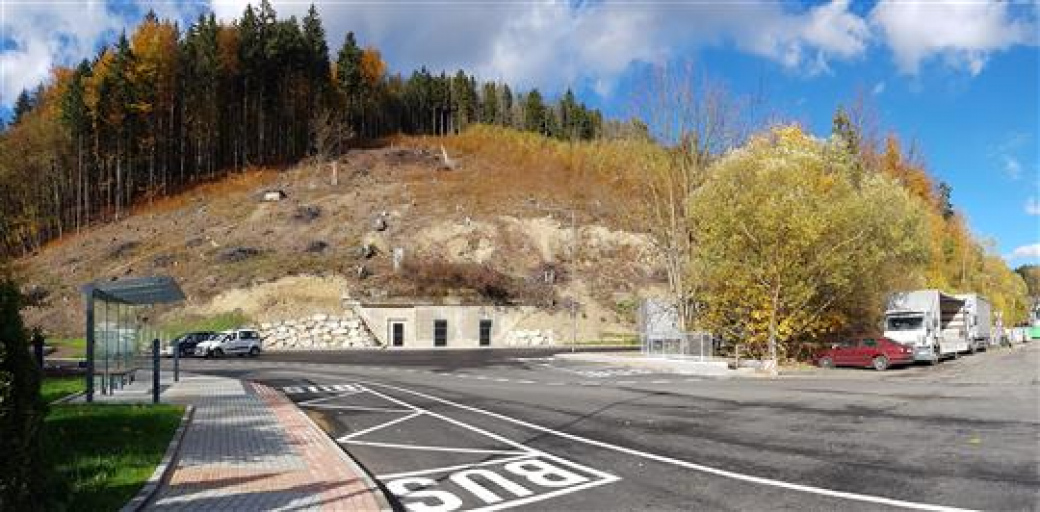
[178,344,1040,511]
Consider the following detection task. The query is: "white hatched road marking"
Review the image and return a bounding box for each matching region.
[349,379,973,512]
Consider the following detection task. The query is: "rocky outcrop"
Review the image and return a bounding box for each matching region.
[260,310,380,350]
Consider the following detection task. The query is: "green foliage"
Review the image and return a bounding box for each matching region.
[1016,265,1040,298]
[0,275,49,509]
[159,311,250,338]
[44,404,183,511]
[40,376,85,404]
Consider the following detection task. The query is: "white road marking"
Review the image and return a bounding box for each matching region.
[344,440,530,456]
[297,389,364,406]
[337,411,423,442]
[302,404,413,414]
[361,380,973,512]
[376,454,535,480]
[650,380,671,384]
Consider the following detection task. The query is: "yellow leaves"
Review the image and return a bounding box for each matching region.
[360,47,386,89]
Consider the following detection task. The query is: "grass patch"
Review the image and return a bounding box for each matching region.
[41,376,85,403]
[48,337,86,358]
[159,311,250,338]
[44,404,184,511]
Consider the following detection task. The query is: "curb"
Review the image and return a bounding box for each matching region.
[50,391,85,405]
[120,404,195,512]
[254,382,394,512]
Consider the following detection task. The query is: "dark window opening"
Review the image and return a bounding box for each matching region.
[392,323,404,347]
[434,320,448,347]
[479,320,492,346]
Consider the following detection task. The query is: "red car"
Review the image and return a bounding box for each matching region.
[815,336,914,371]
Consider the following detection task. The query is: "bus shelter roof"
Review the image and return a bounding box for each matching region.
[82,276,185,305]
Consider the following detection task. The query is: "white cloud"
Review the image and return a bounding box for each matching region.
[872,81,886,95]
[870,0,1037,76]
[1008,243,1040,261]
[1027,197,1040,216]
[210,0,871,96]
[0,1,203,107]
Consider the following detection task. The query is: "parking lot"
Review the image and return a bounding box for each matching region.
[181,343,1040,511]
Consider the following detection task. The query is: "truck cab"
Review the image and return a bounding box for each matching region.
[883,311,937,364]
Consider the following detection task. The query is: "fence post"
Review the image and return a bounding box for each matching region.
[152,338,160,404]
[173,337,180,383]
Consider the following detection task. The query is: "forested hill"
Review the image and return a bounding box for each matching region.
[0,1,626,257]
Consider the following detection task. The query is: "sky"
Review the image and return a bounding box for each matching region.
[1,0,1037,264]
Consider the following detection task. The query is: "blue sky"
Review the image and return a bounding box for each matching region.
[1,0,1037,263]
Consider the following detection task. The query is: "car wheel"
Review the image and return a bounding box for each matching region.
[213,348,224,358]
[872,355,890,371]
[249,347,260,357]
[818,356,834,369]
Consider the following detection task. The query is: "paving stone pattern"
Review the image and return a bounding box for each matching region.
[150,375,383,511]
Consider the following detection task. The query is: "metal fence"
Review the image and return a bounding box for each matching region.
[641,332,716,361]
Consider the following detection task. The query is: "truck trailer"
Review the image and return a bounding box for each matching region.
[884,290,969,364]
[955,293,992,352]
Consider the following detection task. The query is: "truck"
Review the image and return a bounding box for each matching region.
[955,293,992,352]
[883,290,968,364]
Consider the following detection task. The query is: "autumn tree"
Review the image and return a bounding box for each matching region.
[691,126,928,368]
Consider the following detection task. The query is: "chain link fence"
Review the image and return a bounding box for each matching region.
[641,332,716,361]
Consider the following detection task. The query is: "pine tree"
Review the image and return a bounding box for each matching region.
[11,90,34,125]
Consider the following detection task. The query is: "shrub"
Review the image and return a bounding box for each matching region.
[0,274,48,509]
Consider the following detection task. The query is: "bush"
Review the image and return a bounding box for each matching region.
[401,258,532,305]
[0,275,48,509]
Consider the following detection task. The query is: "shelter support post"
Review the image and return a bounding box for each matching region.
[85,291,95,403]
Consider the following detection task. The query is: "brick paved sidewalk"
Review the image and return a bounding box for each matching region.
[147,373,388,511]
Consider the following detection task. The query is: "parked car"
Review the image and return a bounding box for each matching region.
[815,336,914,371]
[195,329,262,358]
[162,331,216,357]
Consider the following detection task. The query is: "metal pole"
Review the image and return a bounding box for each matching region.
[570,209,576,353]
[103,300,110,395]
[152,338,160,404]
[85,291,95,402]
[173,332,180,382]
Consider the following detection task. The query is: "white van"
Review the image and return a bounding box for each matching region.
[195,329,262,358]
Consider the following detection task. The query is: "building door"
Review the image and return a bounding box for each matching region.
[434,320,448,347]
[479,320,492,347]
[391,322,405,347]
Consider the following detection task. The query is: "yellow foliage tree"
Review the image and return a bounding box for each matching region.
[690,126,929,363]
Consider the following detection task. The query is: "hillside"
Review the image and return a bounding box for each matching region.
[15,129,661,341]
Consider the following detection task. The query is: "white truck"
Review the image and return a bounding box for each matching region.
[955,293,992,352]
[883,290,969,364]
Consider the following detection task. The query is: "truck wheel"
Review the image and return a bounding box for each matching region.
[818,356,834,369]
[872,355,889,371]
[213,348,224,358]
[249,346,260,357]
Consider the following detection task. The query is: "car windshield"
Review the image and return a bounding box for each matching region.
[887,316,924,331]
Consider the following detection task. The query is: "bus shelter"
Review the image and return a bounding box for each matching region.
[81,276,185,402]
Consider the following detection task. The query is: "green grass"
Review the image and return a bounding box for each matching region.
[48,337,86,358]
[159,311,250,338]
[41,376,85,403]
[44,404,184,511]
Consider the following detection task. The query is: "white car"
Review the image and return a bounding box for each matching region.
[195,329,263,358]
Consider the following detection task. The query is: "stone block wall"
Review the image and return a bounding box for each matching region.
[260,311,380,350]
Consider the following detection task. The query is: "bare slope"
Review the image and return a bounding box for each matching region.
[17,134,661,339]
